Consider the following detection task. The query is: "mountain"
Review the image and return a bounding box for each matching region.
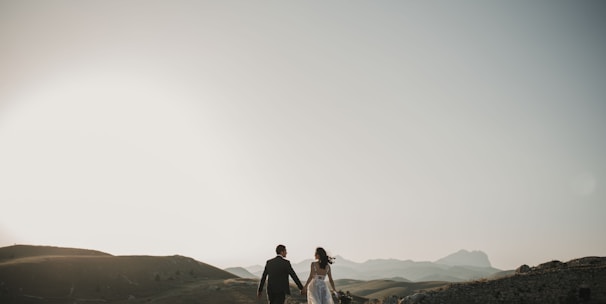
[224,266,258,279]
[247,250,502,282]
[434,249,491,268]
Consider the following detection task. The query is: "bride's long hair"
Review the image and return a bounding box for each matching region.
[316,247,334,269]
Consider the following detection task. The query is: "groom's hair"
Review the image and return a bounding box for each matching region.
[276,244,286,255]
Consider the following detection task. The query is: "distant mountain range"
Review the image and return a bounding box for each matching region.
[223,266,258,279]
[236,249,503,282]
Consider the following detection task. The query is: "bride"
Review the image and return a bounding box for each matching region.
[303,247,337,304]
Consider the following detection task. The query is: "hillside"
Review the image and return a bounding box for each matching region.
[0,245,240,303]
[0,244,111,261]
[402,256,606,304]
[334,279,448,300]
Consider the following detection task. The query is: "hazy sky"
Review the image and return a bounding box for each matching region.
[1,1,605,271]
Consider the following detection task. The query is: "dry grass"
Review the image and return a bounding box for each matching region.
[0,245,241,303]
[334,279,449,300]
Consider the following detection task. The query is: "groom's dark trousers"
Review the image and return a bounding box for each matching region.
[258,255,303,304]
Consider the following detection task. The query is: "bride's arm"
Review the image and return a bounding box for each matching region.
[327,264,337,292]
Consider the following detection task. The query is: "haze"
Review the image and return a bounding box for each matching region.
[1,1,605,271]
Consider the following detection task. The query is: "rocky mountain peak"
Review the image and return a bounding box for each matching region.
[435,249,492,268]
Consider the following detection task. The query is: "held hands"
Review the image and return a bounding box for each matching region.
[332,290,339,298]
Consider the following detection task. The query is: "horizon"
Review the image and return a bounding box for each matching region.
[2,243,597,272]
[1,1,605,274]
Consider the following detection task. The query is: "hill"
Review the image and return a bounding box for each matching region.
[0,245,243,303]
[0,244,111,261]
[402,256,606,304]
[334,279,448,300]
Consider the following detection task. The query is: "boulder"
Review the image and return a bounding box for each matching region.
[515,264,530,274]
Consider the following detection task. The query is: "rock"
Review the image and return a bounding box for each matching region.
[567,256,605,267]
[536,260,564,271]
[515,264,530,274]
[402,292,427,304]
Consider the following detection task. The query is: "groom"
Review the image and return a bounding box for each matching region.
[257,244,304,304]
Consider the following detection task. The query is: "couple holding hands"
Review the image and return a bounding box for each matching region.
[257,245,337,304]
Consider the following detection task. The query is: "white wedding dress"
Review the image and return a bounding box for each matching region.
[307,263,334,304]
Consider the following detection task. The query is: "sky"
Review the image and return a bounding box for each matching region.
[1,1,605,271]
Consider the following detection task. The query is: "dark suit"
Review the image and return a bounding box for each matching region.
[258,255,303,304]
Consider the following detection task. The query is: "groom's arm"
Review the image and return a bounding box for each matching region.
[258,265,268,297]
